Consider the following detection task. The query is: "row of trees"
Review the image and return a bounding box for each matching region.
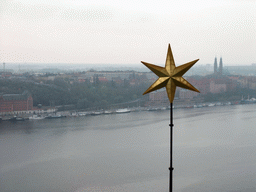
[0,78,150,110]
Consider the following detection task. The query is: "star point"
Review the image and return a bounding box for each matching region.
[141,44,200,103]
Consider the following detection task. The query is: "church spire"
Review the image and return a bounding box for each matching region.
[219,57,223,75]
[214,57,217,74]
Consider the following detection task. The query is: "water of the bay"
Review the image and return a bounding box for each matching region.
[1,104,256,192]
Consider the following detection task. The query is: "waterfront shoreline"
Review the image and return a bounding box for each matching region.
[1,99,251,122]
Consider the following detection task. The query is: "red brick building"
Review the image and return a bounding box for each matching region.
[0,91,33,113]
[187,76,237,95]
[209,80,226,93]
[187,77,210,95]
[149,90,168,102]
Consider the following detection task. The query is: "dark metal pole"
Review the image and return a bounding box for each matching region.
[169,102,174,192]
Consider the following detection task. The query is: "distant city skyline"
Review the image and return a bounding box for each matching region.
[1,0,256,65]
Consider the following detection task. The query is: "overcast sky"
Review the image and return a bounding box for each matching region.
[0,0,256,66]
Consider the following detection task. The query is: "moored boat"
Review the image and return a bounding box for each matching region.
[116,108,131,113]
[104,110,114,115]
[45,114,63,119]
[29,115,45,120]
[9,116,26,121]
[91,111,103,116]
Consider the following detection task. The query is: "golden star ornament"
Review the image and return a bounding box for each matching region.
[141,44,200,103]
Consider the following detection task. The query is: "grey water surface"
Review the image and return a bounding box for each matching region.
[1,104,256,192]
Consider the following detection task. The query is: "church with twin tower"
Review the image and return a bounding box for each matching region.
[214,57,223,75]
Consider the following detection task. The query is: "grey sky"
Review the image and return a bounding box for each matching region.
[0,0,255,65]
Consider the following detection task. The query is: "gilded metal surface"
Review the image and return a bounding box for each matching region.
[141,44,200,103]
